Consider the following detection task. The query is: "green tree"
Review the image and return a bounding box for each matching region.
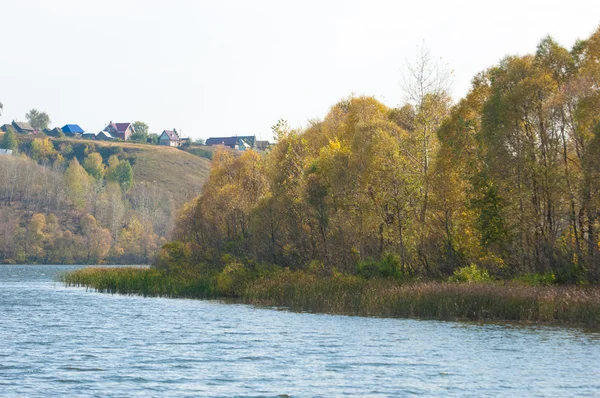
[1,128,17,151]
[131,121,149,143]
[25,109,51,130]
[147,133,159,144]
[107,159,133,191]
[83,152,105,180]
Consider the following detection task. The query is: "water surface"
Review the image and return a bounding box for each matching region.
[1,264,599,397]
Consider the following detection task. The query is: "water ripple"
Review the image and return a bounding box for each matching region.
[1,264,600,397]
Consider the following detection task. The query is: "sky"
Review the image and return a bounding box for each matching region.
[1,0,599,141]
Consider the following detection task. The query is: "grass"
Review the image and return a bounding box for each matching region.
[61,267,218,298]
[61,267,600,327]
[16,135,212,200]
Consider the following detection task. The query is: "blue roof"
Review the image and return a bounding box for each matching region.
[62,124,85,133]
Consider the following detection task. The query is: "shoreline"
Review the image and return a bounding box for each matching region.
[61,267,600,329]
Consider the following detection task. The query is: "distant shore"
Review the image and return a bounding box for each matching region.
[62,267,600,328]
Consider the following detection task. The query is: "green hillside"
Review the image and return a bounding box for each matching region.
[10,135,212,201]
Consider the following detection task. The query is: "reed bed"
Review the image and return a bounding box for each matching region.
[62,267,600,327]
[244,273,600,327]
[61,267,217,298]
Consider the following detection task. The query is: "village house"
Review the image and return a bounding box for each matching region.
[44,127,64,137]
[159,130,180,146]
[205,135,256,150]
[103,122,134,140]
[62,124,85,137]
[0,124,14,133]
[0,149,13,156]
[6,121,36,134]
[96,130,116,141]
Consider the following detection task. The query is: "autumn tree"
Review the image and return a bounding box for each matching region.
[401,44,453,273]
[65,158,91,209]
[83,152,105,180]
[30,138,61,164]
[80,214,112,263]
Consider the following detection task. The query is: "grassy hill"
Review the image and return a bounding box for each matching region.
[6,134,212,201]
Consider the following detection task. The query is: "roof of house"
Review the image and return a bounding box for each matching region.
[62,124,85,133]
[98,131,115,139]
[45,127,63,136]
[160,130,179,141]
[206,136,256,147]
[104,122,132,133]
[13,121,34,131]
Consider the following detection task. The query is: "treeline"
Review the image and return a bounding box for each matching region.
[0,136,175,264]
[172,27,600,283]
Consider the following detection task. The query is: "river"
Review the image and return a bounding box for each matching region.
[1,264,599,397]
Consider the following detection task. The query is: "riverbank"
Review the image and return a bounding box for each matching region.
[62,267,600,327]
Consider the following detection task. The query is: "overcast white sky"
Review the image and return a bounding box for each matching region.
[1,0,599,140]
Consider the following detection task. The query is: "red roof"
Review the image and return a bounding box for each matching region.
[114,123,131,133]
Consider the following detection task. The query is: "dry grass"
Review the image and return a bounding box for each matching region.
[62,267,600,327]
[16,135,212,201]
[244,272,600,326]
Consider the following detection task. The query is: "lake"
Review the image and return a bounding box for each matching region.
[1,264,599,397]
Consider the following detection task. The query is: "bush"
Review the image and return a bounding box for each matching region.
[514,273,557,286]
[216,260,249,296]
[187,148,214,160]
[448,264,492,283]
[357,254,403,280]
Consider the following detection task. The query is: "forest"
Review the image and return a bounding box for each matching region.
[0,135,205,264]
[169,27,600,284]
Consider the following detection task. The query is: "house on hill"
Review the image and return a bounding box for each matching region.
[11,121,36,134]
[205,135,256,150]
[62,124,85,137]
[96,131,116,141]
[45,127,64,137]
[103,122,134,140]
[0,124,15,133]
[159,130,180,147]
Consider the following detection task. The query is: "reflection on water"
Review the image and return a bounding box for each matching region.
[1,264,600,396]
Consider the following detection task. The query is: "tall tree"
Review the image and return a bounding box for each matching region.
[25,109,51,130]
[401,44,453,273]
[1,128,17,151]
[106,159,133,191]
[131,121,149,143]
[83,152,105,180]
[65,158,91,209]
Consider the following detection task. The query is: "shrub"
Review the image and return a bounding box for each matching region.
[514,272,557,286]
[357,254,403,280]
[448,264,492,283]
[216,260,249,296]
